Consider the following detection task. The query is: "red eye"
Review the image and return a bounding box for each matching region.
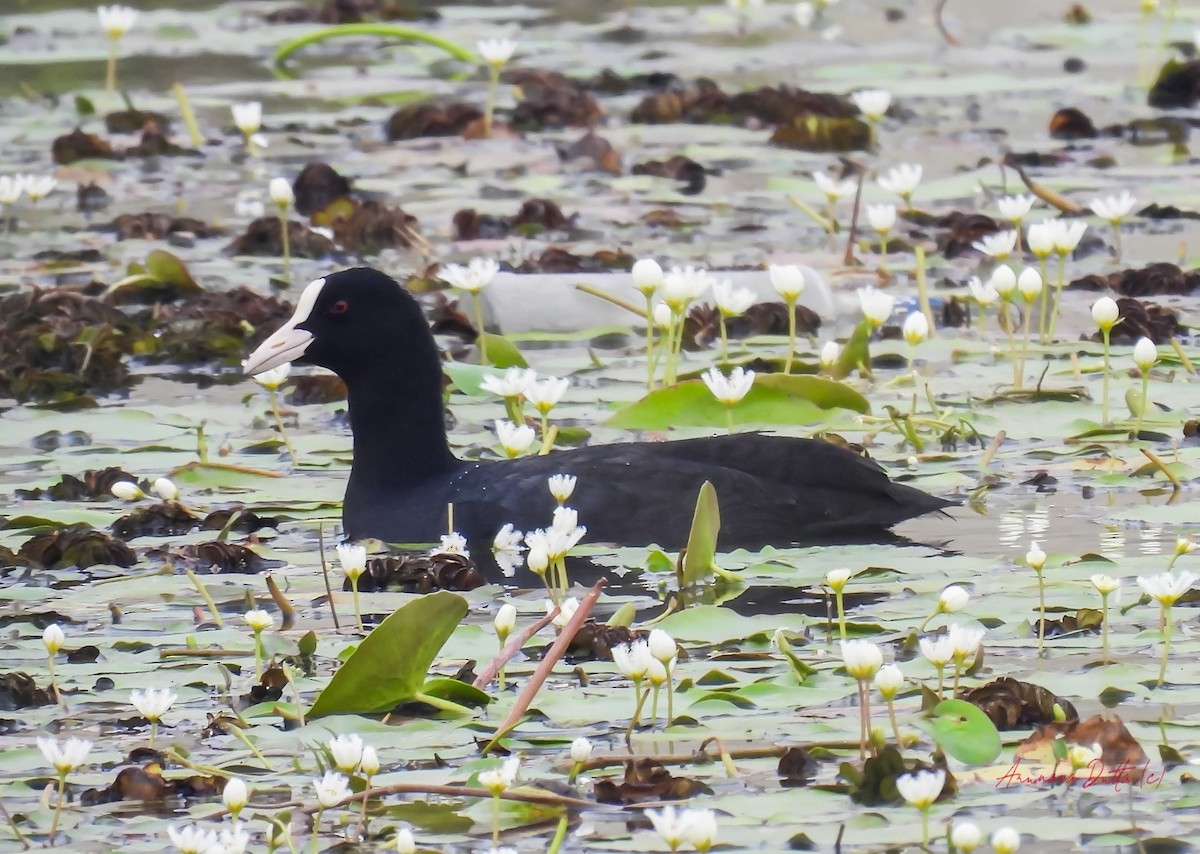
[329,300,349,315]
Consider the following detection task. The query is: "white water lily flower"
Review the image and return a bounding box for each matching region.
[685,809,719,852]
[22,176,57,203]
[877,163,922,200]
[919,636,954,668]
[1050,219,1087,254]
[991,827,1021,854]
[989,266,1017,300]
[492,525,524,576]
[231,102,262,136]
[243,609,274,633]
[661,265,713,310]
[480,367,537,398]
[701,366,755,405]
[167,823,218,854]
[547,474,577,503]
[97,5,138,38]
[895,768,945,809]
[840,639,883,679]
[37,736,92,775]
[1137,570,1197,606]
[1090,190,1137,224]
[495,419,536,457]
[769,264,807,300]
[1134,337,1157,373]
[819,340,839,369]
[858,286,895,327]
[328,734,365,773]
[131,687,176,722]
[967,276,999,307]
[434,531,470,557]
[947,624,984,660]
[814,171,856,202]
[1090,574,1120,595]
[546,595,579,629]
[268,177,294,207]
[631,258,664,294]
[441,257,500,293]
[478,756,520,794]
[43,623,65,653]
[645,805,693,851]
[526,377,569,413]
[851,89,891,121]
[1067,741,1102,771]
[336,542,367,581]
[1026,220,1056,258]
[973,230,1017,260]
[1176,536,1197,557]
[313,770,351,808]
[1091,297,1119,330]
[477,38,517,67]
[997,194,1035,222]
[866,203,897,234]
[1016,268,1043,301]
[950,821,982,853]
[712,280,756,316]
[646,657,668,686]
[219,821,250,854]
[612,639,653,680]
[874,663,904,698]
[493,602,517,638]
[648,628,677,663]
[0,175,22,205]
[252,362,290,390]
[902,312,928,346]
[1026,541,1046,571]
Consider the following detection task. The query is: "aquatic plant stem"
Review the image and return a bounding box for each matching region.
[186,569,224,627]
[1046,254,1068,342]
[724,406,735,436]
[48,773,66,844]
[1003,302,1020,388]
[252,627,264,679]
[1100,591,1111,665]
[267,387,297,465]
[1017,299,1034,390]
[1158,604,1172,687]
[1134,370,1150,437]
[1100,328,1112,426]
[1036,568,1046,656]
[277,209,291,281]
[625,684,651,743]
[834,589,847,641]
[935,665,945,700]
[355,771,373,842]
[856,680,870,761]
[469,292,489,364]
[718,314,730,363]
[783,295,798,373]
[483,64,501,139]
[547,815,569,854]
[644,294,658,389]
[106,37,118,95]
[0,794,30,849]
[664,662,675,727]
[351,576,363,632]
[885,697,901,745]
[47,652,63,708]
[273,23,476,68]
[172,83,204,148]
[918,805,930,847]
[311,807,323,854]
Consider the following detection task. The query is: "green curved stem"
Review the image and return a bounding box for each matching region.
[784,295,797,374]
[411,691,474,716]
[1100,328,1111,426]
[1158,604,1172,687]
[274,24,476,68]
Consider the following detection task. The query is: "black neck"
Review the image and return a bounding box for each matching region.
[344,357,458,493]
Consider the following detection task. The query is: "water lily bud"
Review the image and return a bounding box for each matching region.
[647,629,677,663]
[873,663,904,699]
[1026,541,1046,572]
[1090,574,1120,595]
[395,827,416,854]
[631,258,664,294]
[989,265,1017,299]
[243,608,274,633]
[1052,703,1066,723]
[43,623,65,654]
[269,177,295,208]
[1134,337,1157,373]
[938,585,969,613]
[949,820,982,853]
[768,264,807,300]
[111,480,144,501]
[360,745,380,776]
[1016,268,1043,301]
[527,546,549,576]
[902,312,928,346]
[222,777,249,817]
[819,340,839,369]
[652,302,672,330]
[839,639,883,680]
[826,567,852,592]
[152,477,178,501]
[1091,297,1119,331]
[1175,536,1196,557]
[494,603,517,639]
[328,734,365,773]
[866,203,897,234]
[991,827,1021,854]
[570,737,593,764]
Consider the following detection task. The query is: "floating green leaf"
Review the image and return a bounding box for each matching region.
[926,699,1002,765]
[606,374,869,430]
[309,591,470,718]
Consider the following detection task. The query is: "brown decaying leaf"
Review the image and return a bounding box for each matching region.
[631,155,708,195]
[453,198,573,241]
[108,212,217,241]
[226,217,335,259]
[1070,262,1200,299]
[0,672,56,710]
[385,102,483,141]
[962,676,1079,730]
[558,131,622,175]
[505,68,605,130]
[350,553,486,593]
[286,375,348,405]
[292,162,354,217]
[516,247,634,274]
[52,128,119,165]
[17,525,137,570]
[175,541,285,574]
[81,762,220,806]
[593,758,711,804]
[1148,58,1200,109]
[1048,107,1098,140]
[112,503,199,540]
[1016,714,1148,768]
[936,211,1001,259]
[15,467,140,501]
